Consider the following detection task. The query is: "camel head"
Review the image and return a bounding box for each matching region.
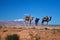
[36,18,40,21]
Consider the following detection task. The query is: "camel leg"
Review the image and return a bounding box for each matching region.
[28,21,29,26]
[42,23,43,25]
[36,23,37,26]
[37,23,38,26]
[30,21,31,26]
[23,20,26,27]
[28,22,30,26]
[24,22,26,26]
[42,21,44,25]
[35,22,37,26]
[47,22,48,25]
[28,20,31,26]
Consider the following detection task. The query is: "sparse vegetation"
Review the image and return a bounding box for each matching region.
[0,26,2,29]
[18,27,22,29]
[13,27,17,29]
[29,33,40,40]
[0,26,60,40]
[35,35,40,40]
[45,27,48,30]
[32,27,36,29]
[56,29,60,32]
[3,30,8,32]
[29,33,33,40]
[6,34,19,40]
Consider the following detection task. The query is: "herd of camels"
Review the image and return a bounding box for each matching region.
[23,16,52,26]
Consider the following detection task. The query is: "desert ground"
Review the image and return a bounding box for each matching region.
[0,25,60,40]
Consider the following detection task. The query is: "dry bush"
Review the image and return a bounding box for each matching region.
[29,33,40,40]
[35,34,40,40]
[3,30,8,32]
[18,27,22,29]
[0,26,3,29]
[31,27,36,29]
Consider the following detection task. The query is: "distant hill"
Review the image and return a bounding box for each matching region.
[0,21,23,26]
[0,21,60,27]
[0,21,34,26]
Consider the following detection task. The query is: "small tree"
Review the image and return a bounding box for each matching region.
[6,34,19,40]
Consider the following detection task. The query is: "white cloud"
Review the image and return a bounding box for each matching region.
[14,19,24,21]
[24,14,30,16]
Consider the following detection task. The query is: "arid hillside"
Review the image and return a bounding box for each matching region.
[0,26,60,40]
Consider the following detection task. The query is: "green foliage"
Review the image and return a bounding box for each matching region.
[56,29,60,32]
[6,34,19,40]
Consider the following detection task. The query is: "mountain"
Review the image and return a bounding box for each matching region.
[0,21,23,26]
[0,21,6,26]
[0,19,60,27]
[0,21,34,26]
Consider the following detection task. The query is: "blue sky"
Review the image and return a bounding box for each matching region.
[0,0,60,24]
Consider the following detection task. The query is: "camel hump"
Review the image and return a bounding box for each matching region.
[42,16,48,20]
[45,16,48,18]
[43,16,48,19]
[25,16,29,18]
[25,16,29,20]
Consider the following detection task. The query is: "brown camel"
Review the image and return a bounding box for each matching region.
[23,16,34,26]
[35,18,40,26]
[42,16,52,25]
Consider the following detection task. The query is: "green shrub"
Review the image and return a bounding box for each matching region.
[56,29,60,32]
[6,34,19,40]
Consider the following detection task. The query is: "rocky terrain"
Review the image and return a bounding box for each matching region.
[0,26,60,40]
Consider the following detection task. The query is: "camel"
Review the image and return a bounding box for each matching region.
[42,16,52,25]
[35,18,39,26]
[23,16,34,26]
